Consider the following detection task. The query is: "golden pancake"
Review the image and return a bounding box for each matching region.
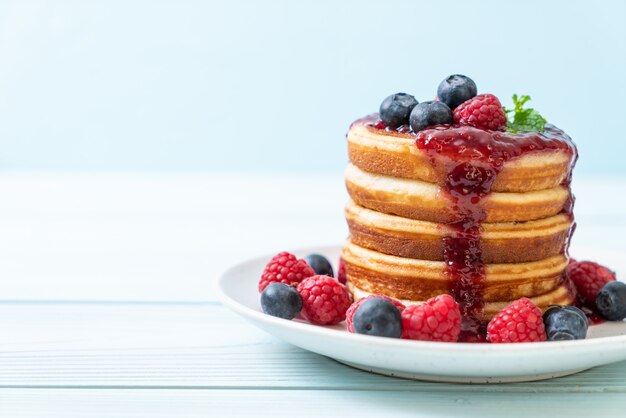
[345,200,572,263]
[348,281,574,321]
[345,164,570,223]
[341,240,571,317]
[347,118,575,192]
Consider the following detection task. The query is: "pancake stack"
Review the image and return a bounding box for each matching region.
[341,114,578,330]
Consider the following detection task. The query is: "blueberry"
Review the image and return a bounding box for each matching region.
[596,281,626,321]
[260,282,302,320]
[437,74,477,109]
[379,93,418,128]
[304,253,334,277]
[353,298,402,338]
[542,305,588,341]
[409,101,453,132]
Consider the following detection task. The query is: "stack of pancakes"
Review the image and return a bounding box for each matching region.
[342,117,577,321]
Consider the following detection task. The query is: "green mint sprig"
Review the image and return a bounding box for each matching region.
[503,94,547,132]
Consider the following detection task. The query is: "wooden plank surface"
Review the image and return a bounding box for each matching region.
[2,302,626,393]
[2,389,626,418]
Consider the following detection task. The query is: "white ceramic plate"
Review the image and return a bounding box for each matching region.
[217,245,626,383]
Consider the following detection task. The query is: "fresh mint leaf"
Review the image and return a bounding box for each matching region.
[504,94,547,132]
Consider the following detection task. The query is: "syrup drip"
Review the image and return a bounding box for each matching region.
[438,162,496,337]
[360,114,578,341]
[578,304,606,325]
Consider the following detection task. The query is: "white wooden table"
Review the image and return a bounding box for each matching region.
[1,173,625,417]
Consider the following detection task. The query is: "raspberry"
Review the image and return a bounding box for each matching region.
[568,260,616,307]
[453,93,507,131]
[337,257,347,285]
[258,252,315,293]
[401,295,461,342]
[297,275,353,325]
[346,294,406,333]
[487,298,546,343]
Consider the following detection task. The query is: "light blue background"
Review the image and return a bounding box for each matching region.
[1,0,624,176]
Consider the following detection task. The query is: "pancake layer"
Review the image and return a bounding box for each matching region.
[345,200,572,263]
[348,282,574,321]
[342,240,572,319]
[345,164,570,223]
[348,118,575,192]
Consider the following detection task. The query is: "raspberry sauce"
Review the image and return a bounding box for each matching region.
[578,304,606,325]
[360,114,577,340]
